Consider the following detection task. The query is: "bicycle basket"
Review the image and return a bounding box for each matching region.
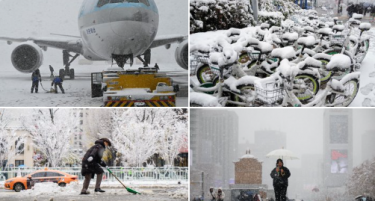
[330,34,345,46]
[249,51,266,61]
[255,83,284,105]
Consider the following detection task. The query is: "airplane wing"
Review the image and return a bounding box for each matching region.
[149,34,187,49]
[0,36,83,54]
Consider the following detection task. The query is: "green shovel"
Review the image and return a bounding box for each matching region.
[106,167,141,195]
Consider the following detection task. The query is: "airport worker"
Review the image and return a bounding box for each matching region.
[51,76,65,94]
[31,69,41,93]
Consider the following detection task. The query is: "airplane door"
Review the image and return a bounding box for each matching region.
[91,72,103,98]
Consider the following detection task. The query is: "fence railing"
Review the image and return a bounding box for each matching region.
[0,167,188,182]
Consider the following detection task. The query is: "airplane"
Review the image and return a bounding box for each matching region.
[0,0,188,79]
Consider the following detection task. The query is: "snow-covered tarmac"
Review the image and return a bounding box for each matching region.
[0,63,188,107]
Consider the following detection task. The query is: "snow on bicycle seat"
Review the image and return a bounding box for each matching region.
[282,32,298,42]
[261,60,278,74]
[271,46,296,61]
[226,28,242,37]
[326,54,351,72]
[298,57,322,70]
[297,36,316,47]
[332,25,345,32]
[303,26,315,33]
[359,23,371,31]
[353,13,363,20]
[313,53,332,61]
[247,37,260,47]
[317,28,333,36]
[327,21,334,28]
[254,42,273,54]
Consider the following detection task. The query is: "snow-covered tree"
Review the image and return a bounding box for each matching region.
[0,109,25,168]
[258,0,300,26]
[190,0,255,33]
[157,109,188,166]
[23,109,80,167]
[347,157,375,198]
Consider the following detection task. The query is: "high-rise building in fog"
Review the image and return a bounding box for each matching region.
[190,109,239,190]
[362,131,375,162]
[323,109,353,188]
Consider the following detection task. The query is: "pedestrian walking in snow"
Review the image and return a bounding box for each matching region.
[31,69,41,93]
[209,187,216,200]
[270,159,291,201]
[51,76,65,94]
[80,138,111,195]
[214,188,225,201]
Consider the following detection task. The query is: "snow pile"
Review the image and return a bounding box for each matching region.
[168,187,188,199]
[297,36,316,47]
[190,92,221,107]
[359,23,371,31]
[352,13,364,20]
[271,46,296,60]
[282,32,298,41]
[317,28,333,35]
[326,54,351,71]
[240,154,256,159]
[277,59,299,78]
[332,25,345,31]
[224,76,259,93]
[20,182,80,196]
[256,41,273,53]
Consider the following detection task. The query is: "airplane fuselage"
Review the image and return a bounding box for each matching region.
[78,0,159,61]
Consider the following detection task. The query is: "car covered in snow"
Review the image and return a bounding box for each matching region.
[4,168,78,192]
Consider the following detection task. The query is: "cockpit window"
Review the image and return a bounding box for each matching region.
[98,0,150,7]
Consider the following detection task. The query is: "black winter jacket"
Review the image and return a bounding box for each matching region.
[81,139,106,176]
[270,166,291,187]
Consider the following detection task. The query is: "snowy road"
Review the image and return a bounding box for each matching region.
[0,182,188,201]
[0,63,188,107]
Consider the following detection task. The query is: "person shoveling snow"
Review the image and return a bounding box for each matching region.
[80,138,111,195]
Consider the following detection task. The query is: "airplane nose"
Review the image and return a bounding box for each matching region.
[109,6,144,38]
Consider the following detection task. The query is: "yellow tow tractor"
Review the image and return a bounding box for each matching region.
[91,67,179,107]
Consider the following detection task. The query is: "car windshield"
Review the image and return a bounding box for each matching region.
[97,0,149,7]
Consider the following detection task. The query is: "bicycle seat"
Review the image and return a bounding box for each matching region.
[298,57,322,70]
[303,26,315,34]
[254,42,273,54]
[282,32,298,42]
[326,54,351,72]
[271,46,296,61]
[332,25,345,33]
[317,28,333,37]
[297,36,316,47]
[247,38,260,47]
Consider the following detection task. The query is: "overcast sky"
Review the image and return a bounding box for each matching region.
[226,109,375,168]
[0,0,188,71]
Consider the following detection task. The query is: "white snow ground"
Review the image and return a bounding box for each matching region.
[0,181,188,200]
[190,27,375,107]
[0,63,188,107]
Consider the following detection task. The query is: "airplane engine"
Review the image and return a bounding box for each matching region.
[11,42,43,73]
[175,39,188,70]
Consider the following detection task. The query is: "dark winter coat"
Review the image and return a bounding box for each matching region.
[81,139,107,177]
[31,70,41,82]
[270,166,291,188]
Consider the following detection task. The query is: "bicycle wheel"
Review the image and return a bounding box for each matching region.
[233,84,255,107]
[196,64,215,84]
[333,78,359,107]
[293,74,320,103]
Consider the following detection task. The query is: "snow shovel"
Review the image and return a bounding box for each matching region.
[106,167,141,195]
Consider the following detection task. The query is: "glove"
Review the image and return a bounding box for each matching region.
[100,160,107,167]
[87,156,93,162]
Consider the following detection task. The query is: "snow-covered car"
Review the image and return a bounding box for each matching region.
[4,168,78,192]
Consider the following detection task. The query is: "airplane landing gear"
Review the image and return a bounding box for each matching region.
[60,50,79,79]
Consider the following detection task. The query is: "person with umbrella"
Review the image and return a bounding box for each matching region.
[270,159,291,201]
